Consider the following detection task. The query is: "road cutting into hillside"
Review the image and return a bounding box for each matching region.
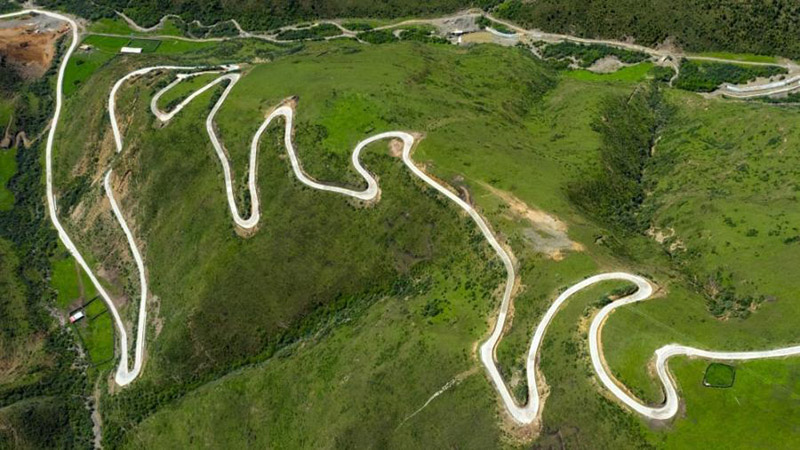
[6,7,800,429]
[106,65,800,422]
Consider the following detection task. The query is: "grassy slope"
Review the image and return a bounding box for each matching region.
[49,40,541,447]
[495,0,800,59]
[118,43,658,447]
[0,148,16,210]
[154,72,220,110]
[49,34,800,447]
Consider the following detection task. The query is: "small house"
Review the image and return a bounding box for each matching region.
[69,310,85,323]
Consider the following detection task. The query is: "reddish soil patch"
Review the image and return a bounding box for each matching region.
[0,19,68,79]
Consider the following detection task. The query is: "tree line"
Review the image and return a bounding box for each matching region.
[33,0,800,59]
[494,0,800,59]
[568,82,672,233]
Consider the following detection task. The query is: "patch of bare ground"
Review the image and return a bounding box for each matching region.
[647,225,685,253]
[150,295,163,338]
[655,36,682,55]
[587,55,626,73]
[499,394,542,444]
[0,16,68,79]
[387,137,403,158]
[482,182,584,260]
[461,31,494,44]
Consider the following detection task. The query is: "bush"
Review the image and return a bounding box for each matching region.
[358,29,397,44]
[674,60,787,92]
[542,41,649,67]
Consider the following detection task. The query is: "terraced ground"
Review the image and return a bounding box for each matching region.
[5,7,800,449]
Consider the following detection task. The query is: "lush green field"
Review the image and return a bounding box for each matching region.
[51,257,81,308]
[127,38,162,53]
[50,254,112,366]
[78,308,114,366]
[64,34,217,95]
[663,358,800,448]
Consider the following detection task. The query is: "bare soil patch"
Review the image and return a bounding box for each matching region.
[482,182,584,259]
[0,15,68,79]
[587,55,625,73]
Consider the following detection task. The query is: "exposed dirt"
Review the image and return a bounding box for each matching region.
[0,15,68,79]
[482,182,584,260]
[587,55,625,73]
[388,138,403,157]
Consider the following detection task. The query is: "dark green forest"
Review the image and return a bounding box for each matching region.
[494,0,800,59]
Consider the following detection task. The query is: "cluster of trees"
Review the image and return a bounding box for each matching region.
[494,0,800,59]
[700,270,764,319]
[568,83,671,233]
[541,41,649,67]
[341,21,373,32]
[0,119,93,449]
[674,60,787,92]
[196,21,239,38]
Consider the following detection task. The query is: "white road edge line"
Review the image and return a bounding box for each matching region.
[7,7,800,425]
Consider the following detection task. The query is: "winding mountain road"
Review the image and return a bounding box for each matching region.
[4,7,800,429]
